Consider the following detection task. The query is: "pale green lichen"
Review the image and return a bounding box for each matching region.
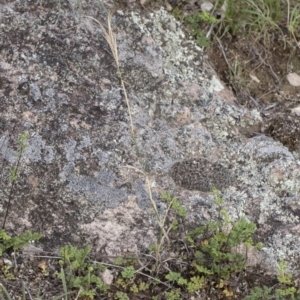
[130,8,206,84]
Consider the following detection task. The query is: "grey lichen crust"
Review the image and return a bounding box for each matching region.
[169,159,235,192]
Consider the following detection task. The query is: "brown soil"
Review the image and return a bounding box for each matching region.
[208,34,299,105]
[208,33,300,153]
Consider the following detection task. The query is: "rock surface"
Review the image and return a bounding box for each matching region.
[1,0,300,274]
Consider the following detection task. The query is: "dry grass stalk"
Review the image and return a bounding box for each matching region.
[86,13,171,265]
[124,166,170,244]
[85,13,135,139]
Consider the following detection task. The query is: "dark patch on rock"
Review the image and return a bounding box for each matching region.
[169,158,235,192]
[265,112,300,153]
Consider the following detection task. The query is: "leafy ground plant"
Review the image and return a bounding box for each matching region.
[0,230,42,295]
[0,230,41,256]
[58,190,268,300]
[186,188,263,281]
[56,245,108,299]
[2,187,300,299]
[244,260,300,300]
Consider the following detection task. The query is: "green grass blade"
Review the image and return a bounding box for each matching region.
[60,266,69,300]
[0,284,12,300]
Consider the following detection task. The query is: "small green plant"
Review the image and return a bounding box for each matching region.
[172,7,183,21]
[115,291,129,300]
[57,245,108,299]
[274,260,300,299]
[115,264,142,294]
[160,192,187,218]
[0,229,41,256]
[244,259,300,299]
[287,3,300,44]
[184,11,217,47]
[114,256,137,266]
[222,0,282,39]
[186,188,262,287]
[165,271,205,294]
[2,132,29,229]
[164,288,181,300]
[243,286,273,300]
[129,281,149,293]
[121,266,135,279]
[151,192,187,267]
